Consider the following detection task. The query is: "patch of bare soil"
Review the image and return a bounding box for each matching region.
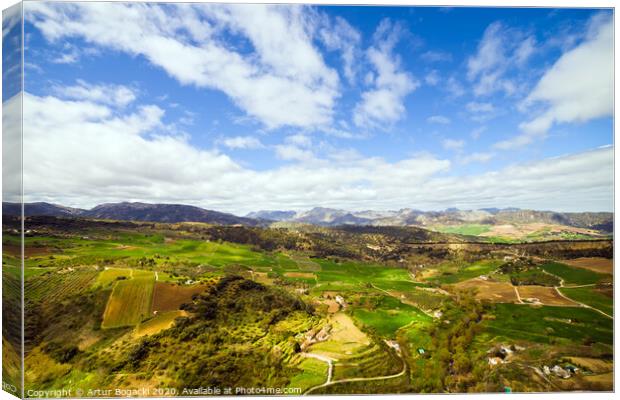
[453,278,518,303]
[561,257,613,275]
[517,286,576,306]
[284,272,317,279]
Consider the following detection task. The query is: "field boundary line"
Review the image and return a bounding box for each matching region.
[370,283,433,318]
[555,287,612,319]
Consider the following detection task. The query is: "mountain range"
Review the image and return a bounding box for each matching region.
[248,207,613,232]
[2,202,262,226]
[2,202,613,233]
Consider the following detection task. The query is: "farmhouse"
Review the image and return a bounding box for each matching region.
[384,340,401,353]
[551,365,571,379]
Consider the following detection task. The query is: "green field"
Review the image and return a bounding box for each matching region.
[426,259,503,284]
[559,287,613,316]
[539,262,610,285]
[485,303,613,345]
[433,224,491,236]
[352,296,431,337]
[101,269,155,328]
[94,268,132,287]
[288,358,328,392]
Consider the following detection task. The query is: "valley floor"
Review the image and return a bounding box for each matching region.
[2,218,613,395]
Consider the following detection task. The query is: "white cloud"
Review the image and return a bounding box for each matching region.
[16,89,611,213]
[470,126,486,140]
[497,15,613,150]
[493,132,536,150]
[318,15,361,84]
[467,22,504,79]
[514,35,536,65]
[466,101,494,113]
[423,146,612,211]
[427,115,451,125]
[466,22,536,97]
[21,92,240,205]
[2,94,22,202]
[353,19,418,128]
[2,3,21,39]
[274,144,315,162]
[52,51,79,64]
[420,50,452,63]
[425,69,440,86]
[441,138,464,151]
[521,17,612,132]
[53,80,137,107]
[285,134,312,148]
[445,76,465,98]
[26,2,341,130]
[459,152,494,164]
[466,101,496,122]
[221,136,264,150]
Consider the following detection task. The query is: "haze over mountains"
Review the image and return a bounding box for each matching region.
[2,202,613,233]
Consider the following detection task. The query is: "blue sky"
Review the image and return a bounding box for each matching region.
[3,3,613,213]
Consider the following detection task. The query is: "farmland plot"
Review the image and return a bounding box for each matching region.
[517,285,576,306]
[151,282,208,312]
[25,269,98,305]
[101,269,155,328]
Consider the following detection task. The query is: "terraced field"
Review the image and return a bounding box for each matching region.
[288,357,329,392]
[331,343,402,381]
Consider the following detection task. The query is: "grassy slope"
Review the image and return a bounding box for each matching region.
[352,296,431,337]
[539,262,610,285]
[559,287,613,316]
[433,224,491,236]
[485,303,612,345]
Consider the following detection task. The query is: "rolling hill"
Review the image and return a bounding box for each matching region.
[2,202,262,226]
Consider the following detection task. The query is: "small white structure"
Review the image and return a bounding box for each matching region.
[551,365,571,379]
[384,340,401,353]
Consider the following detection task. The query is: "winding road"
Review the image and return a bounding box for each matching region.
[517,268,612,319]
[303,349,407,395]
[553,286,612,319]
